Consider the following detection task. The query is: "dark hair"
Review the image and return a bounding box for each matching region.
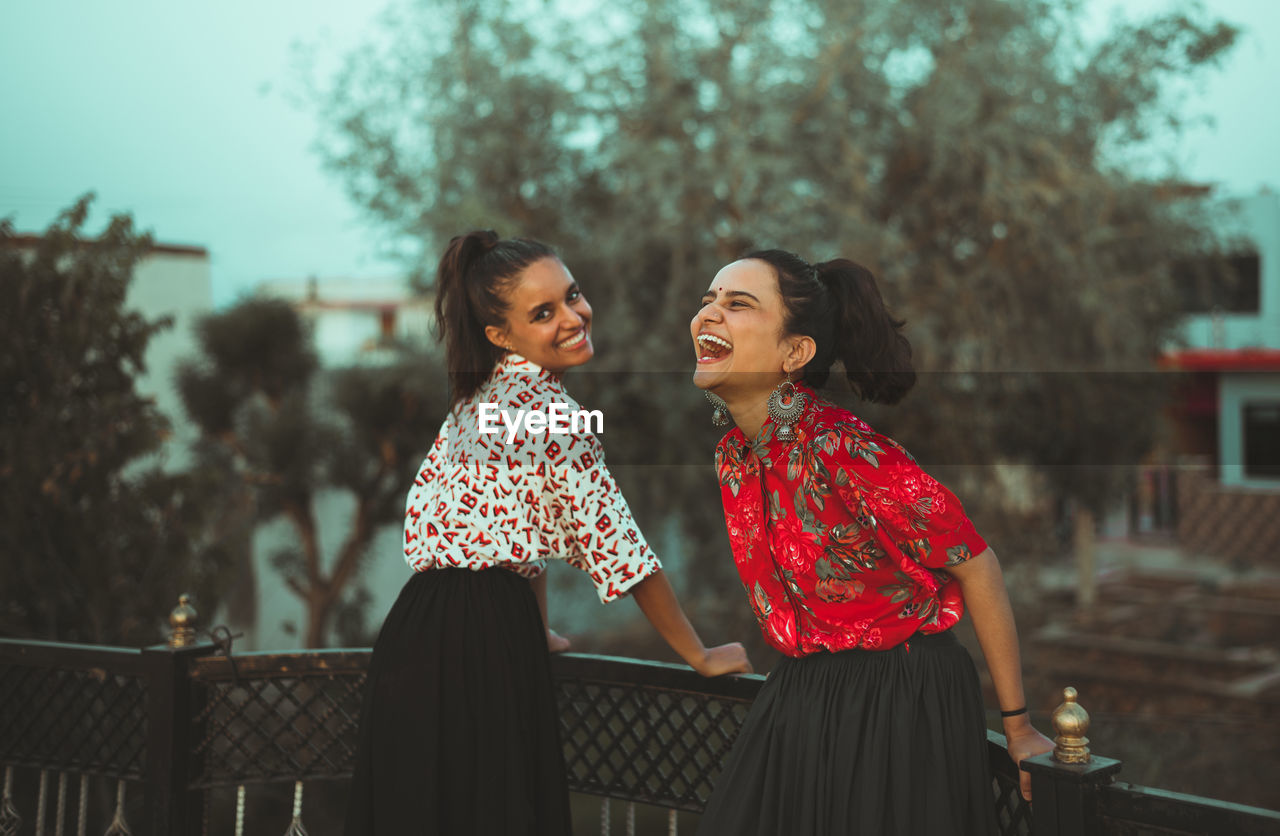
[744,249,916,404]
[433,230,557,408]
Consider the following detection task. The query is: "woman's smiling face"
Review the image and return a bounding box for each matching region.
[486,257,594,374]
[690,259,795,398]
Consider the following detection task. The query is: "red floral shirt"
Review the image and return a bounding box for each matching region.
[715,387,986,656]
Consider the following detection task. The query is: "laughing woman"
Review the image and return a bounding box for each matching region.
[690,250,1052,836]
[343,231,751,836]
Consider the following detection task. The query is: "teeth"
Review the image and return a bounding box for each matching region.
[558,330,586,348]
[697,334,732,350]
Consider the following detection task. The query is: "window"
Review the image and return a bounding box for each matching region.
[1174,252,1261,314]
[1243,402,1280,479]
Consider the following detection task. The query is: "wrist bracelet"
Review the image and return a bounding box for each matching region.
[1000,706,1029,718]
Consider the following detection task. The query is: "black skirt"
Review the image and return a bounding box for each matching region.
[697,630,997,836]
[343,568,572,836]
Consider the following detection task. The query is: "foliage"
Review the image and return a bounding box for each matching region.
[177,299,446,647]
[309,0,1238,598]
[0,195,232,645]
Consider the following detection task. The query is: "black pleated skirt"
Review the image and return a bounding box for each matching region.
[343,568,572,836]
[697,630,997,836]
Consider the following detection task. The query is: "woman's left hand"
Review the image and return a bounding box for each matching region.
[1005,721,1054,801]
[547,628,571,653]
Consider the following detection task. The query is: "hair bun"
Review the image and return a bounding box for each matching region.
[470,229,500,251]
[749,249,915,404]
[446,230,499,285]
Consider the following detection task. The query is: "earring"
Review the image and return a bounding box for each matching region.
[705,391,731,427]
[767,373,808,442]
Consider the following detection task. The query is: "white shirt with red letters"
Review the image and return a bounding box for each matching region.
[403,353,660,603]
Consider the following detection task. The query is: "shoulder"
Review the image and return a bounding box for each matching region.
[484,356,574,408]
[714,427,747,456]
[462,358,600,463]
[460,358,585,435]
[714,427,751,471]
[804,397,918,483]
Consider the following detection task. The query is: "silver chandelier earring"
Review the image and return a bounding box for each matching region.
[705,391,731,426]
[767,373,808,442]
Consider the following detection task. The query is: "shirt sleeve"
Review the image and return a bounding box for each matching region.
[834,432,987,574]
[545,436,662,603]
[403,431,446,572]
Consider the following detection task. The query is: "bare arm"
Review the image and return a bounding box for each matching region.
[629,569,752,677]
[530,571,570,652]
[946,547,1053,800]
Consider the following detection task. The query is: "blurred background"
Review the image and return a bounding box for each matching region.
[3,0,1278,826]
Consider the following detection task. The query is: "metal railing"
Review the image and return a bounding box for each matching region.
[2,599,1279,835]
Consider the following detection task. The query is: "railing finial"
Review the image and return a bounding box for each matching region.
[168,594,197,648]
[1051,685,1091,764]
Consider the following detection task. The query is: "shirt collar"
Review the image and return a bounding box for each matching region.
[719,381,821,454]
[494,351,562,385]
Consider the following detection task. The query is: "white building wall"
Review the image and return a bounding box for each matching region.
[1178,192,1280,350]
[250,489,412,650]
[126,248,214,468]
[257,276,435,366]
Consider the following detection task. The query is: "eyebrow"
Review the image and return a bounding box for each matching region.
[525,284,580,318]
[702,289,760,303]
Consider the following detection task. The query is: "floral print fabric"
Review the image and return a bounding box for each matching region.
[715,386,986,656]
[404,354,661,603]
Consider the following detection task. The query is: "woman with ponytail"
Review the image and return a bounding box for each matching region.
[690,250,1051,836]
[344,231,751,836]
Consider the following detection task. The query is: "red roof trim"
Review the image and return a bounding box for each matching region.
[1161,348,1280,372]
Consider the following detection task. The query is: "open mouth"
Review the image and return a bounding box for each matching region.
[696,333,732,363]
[557,329,588,350]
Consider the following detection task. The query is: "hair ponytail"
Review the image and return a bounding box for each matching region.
[814,259,915,404]
[745,249,915,405]
[433,230,557,408]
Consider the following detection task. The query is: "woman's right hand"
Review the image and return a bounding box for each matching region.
[694,642,753,677]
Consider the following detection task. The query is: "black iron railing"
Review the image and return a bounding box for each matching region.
[3,633,1279,835]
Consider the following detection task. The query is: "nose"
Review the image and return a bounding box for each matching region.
[694,299,722,324]
[559,304,585,329]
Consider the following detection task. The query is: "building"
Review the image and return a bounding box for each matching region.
[255,275,434,366]
[1156,191,1280,564]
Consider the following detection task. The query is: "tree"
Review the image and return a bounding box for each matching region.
[0,196,233,645]
[308,0,1237,606]
[177,299,446,647]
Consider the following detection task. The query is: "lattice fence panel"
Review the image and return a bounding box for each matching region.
[0,664,145,779]
[190,672,367,787]
[557,678,753,812]
[991,763,1033,836]
[183,652,1039,831]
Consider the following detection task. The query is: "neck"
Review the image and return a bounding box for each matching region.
[721,391,771,442]
[708,372,791,442]
[507,351,566,380]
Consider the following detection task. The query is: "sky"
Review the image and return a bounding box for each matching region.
[2,0,1277,308]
